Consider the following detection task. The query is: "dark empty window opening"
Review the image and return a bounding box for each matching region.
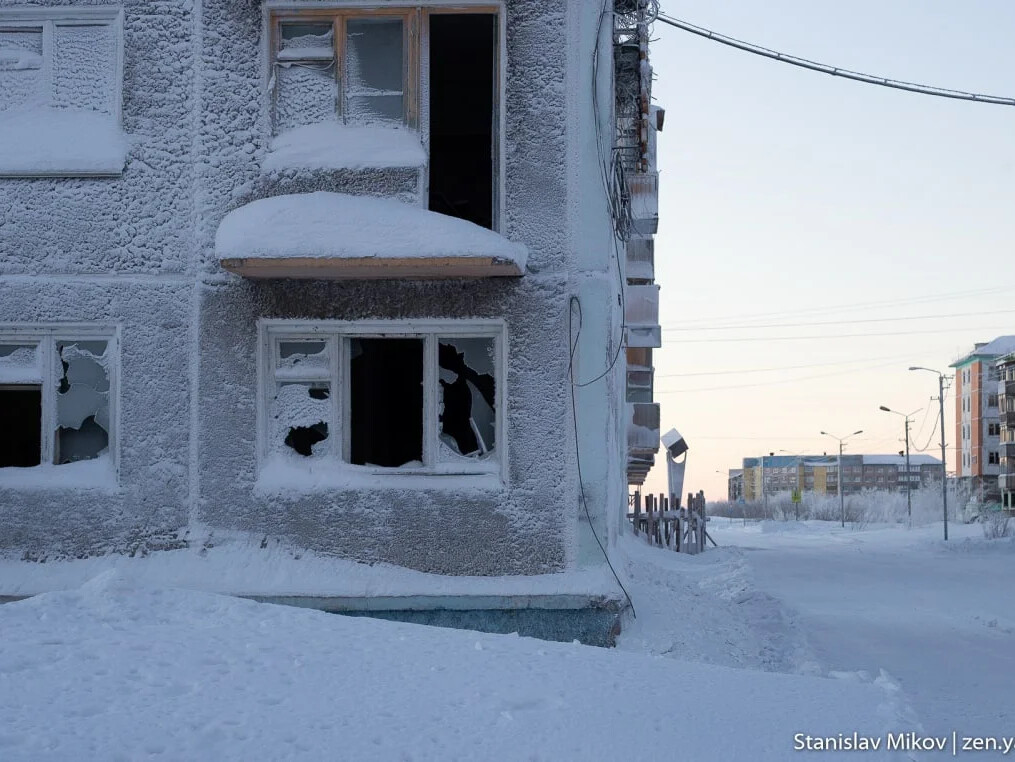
[438,339,496,458]
[0,386,42,468]
[349,338,423,467]
[428,13,496,230]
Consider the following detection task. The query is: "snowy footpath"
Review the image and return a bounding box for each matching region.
[3,523,1007,760]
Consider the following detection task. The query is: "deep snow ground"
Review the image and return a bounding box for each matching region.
[0,531,918,762]
[711,520,1015,759]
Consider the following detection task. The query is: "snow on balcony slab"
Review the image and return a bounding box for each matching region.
[0,108,127,177]
[262,122,426,172]
[216,192,527,279]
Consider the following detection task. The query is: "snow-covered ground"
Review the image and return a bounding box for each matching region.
[709,519,1015,759]
[2,519,1011,760]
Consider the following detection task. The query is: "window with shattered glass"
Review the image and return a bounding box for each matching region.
[265,325,501,475]
[271,12,409,133]
[270,339,333,459]
[0,331,115,470]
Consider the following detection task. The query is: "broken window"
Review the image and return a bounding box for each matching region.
[264,324,501,474]
[438,338,495,460]
[0,332,116,470]
[271,339,332,458]
[55,340,110,463]
[349,338,423,467]
[267,9,499,231]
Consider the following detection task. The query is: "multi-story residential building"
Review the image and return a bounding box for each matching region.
[0,0,663,644]
[742,454,942,500]
[997,352,1015,510]
[951,336,1015,503]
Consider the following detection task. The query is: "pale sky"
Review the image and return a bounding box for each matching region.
[644,0,1015,502]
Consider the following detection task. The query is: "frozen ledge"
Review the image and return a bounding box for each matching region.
[216,192,527,279]
[0,109,127,177]
[0,455,118,492]
[262,123,427,172]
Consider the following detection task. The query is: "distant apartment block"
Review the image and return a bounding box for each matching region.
[997,352,1015,509]
[950,336,1015,503]
[726,469,744,502]
[741,454,943,501]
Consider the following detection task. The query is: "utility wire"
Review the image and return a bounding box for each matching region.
[656,358,902,394]
[656,13,1015,106]
[664,308,1015,332]
[675,285,1015,328]
[655,353,911,378]
[665,325,1015,343]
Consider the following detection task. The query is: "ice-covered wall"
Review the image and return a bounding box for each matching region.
[193,0,592,575]
[1,0,622,579]
[0,0,196,555]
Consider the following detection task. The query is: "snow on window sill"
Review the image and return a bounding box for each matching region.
[0,108,127,178]
[0,454,119,492]
[262,122,427,173]
[255,454,504,494]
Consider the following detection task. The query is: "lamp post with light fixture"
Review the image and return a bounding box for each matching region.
[820,430,863,527]
[909,366,950,540]
[879,405,921,526]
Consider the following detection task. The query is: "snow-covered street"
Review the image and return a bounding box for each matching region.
[711,520,1015,758]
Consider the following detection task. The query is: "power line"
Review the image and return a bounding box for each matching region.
[655,353,909,378]
[656,13,1015,106]
[674,285,1015,328]
[664,308,1015,332]
[656,358,903,394]
[669,286,1010,328]
[665,325,1015,343]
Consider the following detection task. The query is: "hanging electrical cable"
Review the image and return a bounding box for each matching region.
[656,13,1015,106]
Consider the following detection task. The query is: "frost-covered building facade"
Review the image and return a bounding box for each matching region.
[0,0,662,643]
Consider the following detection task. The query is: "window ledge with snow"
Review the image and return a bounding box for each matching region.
[0,109,127,177]
[0,455,118,492]
[262,123,427,173]
[216,192,527,279]
[255,455,505,494]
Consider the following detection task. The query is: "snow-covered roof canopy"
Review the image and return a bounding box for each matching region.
[216,192,527,279]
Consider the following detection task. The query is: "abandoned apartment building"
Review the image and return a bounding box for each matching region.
[0,0,662,644]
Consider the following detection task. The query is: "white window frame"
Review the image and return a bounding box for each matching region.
[0,324,119,476]
[258,318,507,481]
[262,1,507,232]
[0,6,125,177]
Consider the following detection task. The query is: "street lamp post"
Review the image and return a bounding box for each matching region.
[910,367,950,541]
[820,430,864,528]
[879,405,921,526]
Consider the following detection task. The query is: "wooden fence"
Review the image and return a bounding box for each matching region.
[627,490,716,553]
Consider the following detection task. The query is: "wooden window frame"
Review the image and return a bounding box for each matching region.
[258,318,507,482]
[265,2,505,232]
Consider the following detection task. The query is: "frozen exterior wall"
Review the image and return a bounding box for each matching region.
[195,0,608,577]
[1,0,628,635]
[0,0,195,555]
